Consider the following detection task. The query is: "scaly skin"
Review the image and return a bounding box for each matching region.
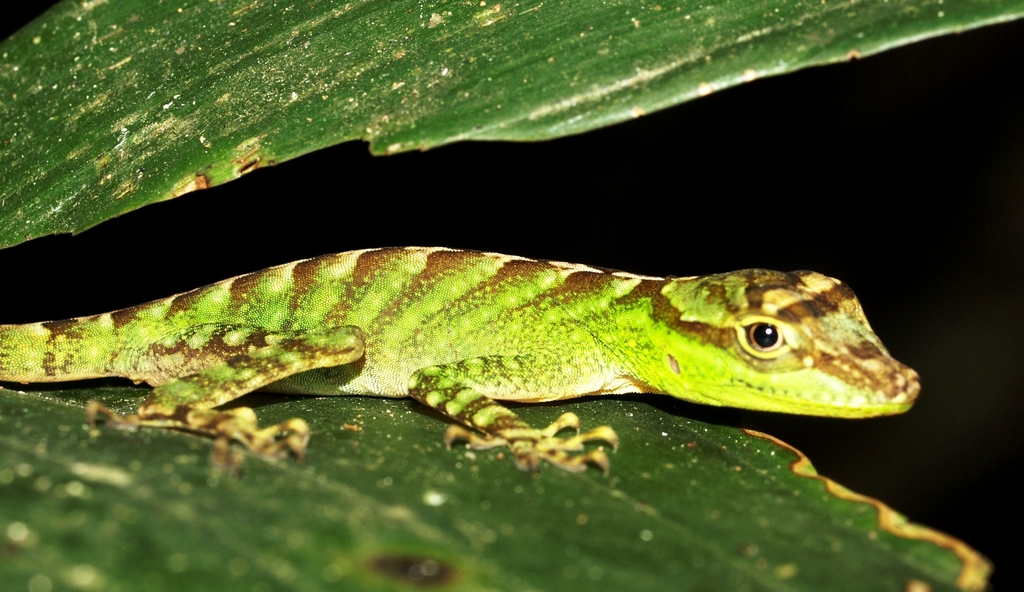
[0,247,920,471]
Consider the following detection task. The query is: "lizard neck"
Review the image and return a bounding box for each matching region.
[597,282,728,402]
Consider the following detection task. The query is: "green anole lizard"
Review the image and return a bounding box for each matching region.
[0,247,919,472]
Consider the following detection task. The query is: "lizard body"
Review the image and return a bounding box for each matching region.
[0,247,919,471]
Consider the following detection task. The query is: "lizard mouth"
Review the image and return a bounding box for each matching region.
[783,360,920,417]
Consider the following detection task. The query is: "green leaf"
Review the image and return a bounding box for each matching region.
[2,0,1023,248]
[0,385,989,591]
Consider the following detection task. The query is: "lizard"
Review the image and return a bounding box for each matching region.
[0,247,920,472]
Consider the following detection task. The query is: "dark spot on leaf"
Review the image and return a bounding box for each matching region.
[2,542,22,556]
[237,157,261,175]
[231,137,267,176]
[369,555,454,586]
[171,173,210,197]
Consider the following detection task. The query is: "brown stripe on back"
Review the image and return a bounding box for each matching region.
[426,256,556,318]
[409,256,561,325]
[227,270,264,306]
[417,249,478,287]
[367,249,490,325]
[543,268,616,302]
[287,256,327,311]
[537,265,664,319]
[394,249,484,291]
[481,257,554,292]
[41,318,80,341]
[40,319,81,377]
[349,248,400,285]
[166,284,212,318]
[39,319,86,374]
[610,276,664,308]
[110,306,141,330]
[319,249,398,323]
[420,248,479,280]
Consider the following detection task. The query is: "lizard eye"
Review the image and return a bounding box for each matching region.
[749,323,782,351]
[737,319,790,359]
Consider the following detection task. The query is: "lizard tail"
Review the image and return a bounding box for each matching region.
[0,315,120,383]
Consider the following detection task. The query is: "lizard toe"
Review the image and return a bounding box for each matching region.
[445,424,508,450]
[540,412,582,437]
[502,421,617,473]
[542,449,611,474]
[86,400,141,431]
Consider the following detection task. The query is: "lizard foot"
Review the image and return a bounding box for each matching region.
[87,400,310,465]
[445,412,619,473]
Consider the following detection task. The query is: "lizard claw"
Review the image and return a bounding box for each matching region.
[198,408,310,461]
[512,447,612,474]
[540,412,581,437]
[444,424,508,450]
[445,414,618,473]
[86,401,310,463]
[208,417,309,474]
[86,400,141,431]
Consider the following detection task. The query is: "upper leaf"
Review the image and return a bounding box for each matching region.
[2,0,1022,248]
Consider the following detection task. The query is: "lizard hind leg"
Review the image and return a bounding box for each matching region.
[88,325,364,465]
[410,357,620,473]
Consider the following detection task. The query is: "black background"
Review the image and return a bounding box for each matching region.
[4,4,1021,587]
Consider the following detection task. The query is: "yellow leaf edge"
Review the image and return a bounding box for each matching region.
[743,429,992,592]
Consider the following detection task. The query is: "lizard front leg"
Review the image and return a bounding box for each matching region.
[407,356,619,473]
[88,325,364,465]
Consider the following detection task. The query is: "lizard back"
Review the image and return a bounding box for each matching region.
[0,247,664,396]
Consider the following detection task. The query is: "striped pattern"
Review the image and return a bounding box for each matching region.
[0,248,663,398]
[0,247,920,419]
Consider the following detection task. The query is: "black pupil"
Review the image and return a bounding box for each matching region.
[750,323,779,350]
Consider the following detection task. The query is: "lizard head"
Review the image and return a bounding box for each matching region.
[651,270,919,417]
